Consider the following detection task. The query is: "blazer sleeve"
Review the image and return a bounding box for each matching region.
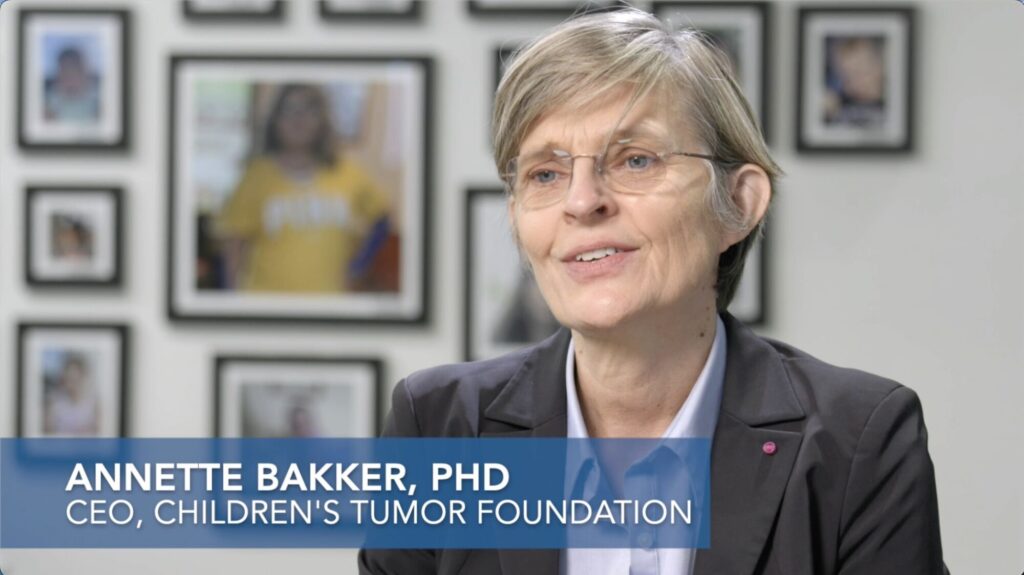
[357,379,438,575]
[836,386,948,574]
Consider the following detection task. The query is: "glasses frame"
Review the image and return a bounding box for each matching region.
[502,144,726,201]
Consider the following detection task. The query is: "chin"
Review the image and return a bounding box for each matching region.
[559,298,635,333]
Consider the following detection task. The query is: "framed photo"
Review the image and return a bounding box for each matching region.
[727,230,768,327]
[318,0,422,21]
[468,1,629,18]
[168,55,432,323]
[17,8,130,151]
[182,1,285,22]
[16,322,129,437]
[465,188,561,361]
[24,186,123,287]
[797,6,915,153]
[214,356,382,437]
[653,1,771,141]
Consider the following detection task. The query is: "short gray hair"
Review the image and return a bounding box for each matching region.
[493,8,781,311]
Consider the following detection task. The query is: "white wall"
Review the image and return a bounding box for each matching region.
[1,0,1021,572]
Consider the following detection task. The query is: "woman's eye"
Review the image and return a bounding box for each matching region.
[625,154,654,170]
[530,170,559,184]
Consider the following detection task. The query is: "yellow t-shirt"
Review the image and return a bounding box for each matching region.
[216,156,390,293]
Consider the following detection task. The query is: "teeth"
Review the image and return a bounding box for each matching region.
[575,247,621,262]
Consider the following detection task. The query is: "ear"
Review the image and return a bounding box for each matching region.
[718,163,772,253]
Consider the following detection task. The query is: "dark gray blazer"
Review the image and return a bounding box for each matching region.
[359,313,947,574]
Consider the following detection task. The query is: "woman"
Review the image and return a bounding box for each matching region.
[217,84,391,293]
[361,9,945,575]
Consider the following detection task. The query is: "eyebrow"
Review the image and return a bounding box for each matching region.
[517,120,674,159]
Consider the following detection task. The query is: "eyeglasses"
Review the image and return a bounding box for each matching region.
[503,140,721,210]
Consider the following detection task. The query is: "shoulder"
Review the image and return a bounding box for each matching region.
[390,346,536,437]
[721,314,925,450]
[755,332,926,454]
[326,155,365,178]
[772,336,906,407]
[236,156,278,181]
[331,158,385,197]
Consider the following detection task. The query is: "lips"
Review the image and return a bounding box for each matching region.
[561,242,638,282]
[574,247,621,262]
[561,242,638,263]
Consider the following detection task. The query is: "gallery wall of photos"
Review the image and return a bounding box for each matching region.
[0,0,917,438]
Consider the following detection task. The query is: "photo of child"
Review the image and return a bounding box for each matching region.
[19,9,127,149]
[211,84,393,293]
[823,35,887,127]
[50,212,95,261]
[171,56,428,322]
[42,38,102,124]
[239,382,353,438]
[42,349,101,436]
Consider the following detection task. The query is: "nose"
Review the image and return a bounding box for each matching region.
[563,155,616,221]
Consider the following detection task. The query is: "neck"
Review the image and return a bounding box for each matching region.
[276,150,317,171]
[572,303,718,438]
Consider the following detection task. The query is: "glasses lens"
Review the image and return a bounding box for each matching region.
[509,152,573,209]
[603,146,667,194]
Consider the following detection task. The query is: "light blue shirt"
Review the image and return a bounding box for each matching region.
[562,316,727,575]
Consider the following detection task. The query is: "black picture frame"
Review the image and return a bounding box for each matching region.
[464,187,563,361]
[167,54,433,324]
[796,6,916,153]
[24,185,124,288]
[213,355,384,437]
[728,228,769,327]
[318,0,422,22]
[652,1,772,142]
[468,0,631,18]
[493,45,518,94]
[17,8,131,152]
[490,44,522,144]
[181,0,286,22]
[16,322,130,437]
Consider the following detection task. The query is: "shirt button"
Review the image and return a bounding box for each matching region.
[637,531,654,549]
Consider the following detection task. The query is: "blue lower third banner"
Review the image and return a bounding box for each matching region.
[0,438,710,549]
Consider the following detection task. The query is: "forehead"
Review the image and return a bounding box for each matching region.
[518,87,694,154]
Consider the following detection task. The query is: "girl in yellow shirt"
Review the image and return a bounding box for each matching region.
[216,84,390,293]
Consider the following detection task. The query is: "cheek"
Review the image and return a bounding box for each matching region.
[510,212,564,304]
[511,211,554,265]
[651,198,722,284]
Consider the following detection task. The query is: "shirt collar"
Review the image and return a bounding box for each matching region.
[565,315,727,440]
[563,316,728,499]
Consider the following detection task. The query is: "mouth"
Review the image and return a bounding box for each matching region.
[563,242,638,263]
[561,244,638,281]
[573,247,624,262]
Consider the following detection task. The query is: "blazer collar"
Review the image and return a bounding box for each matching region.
[718,313,805,427]
[695,313,806,574]
[483,327,571,434]
[482,313,808,575]
[482,312,805,431]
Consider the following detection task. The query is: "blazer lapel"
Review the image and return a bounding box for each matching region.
[476,316,807,575]
[694,314,806,575]
[482,328,570,575]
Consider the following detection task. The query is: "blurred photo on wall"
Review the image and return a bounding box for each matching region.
[18,9,128,149]
[169,56,430,322]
